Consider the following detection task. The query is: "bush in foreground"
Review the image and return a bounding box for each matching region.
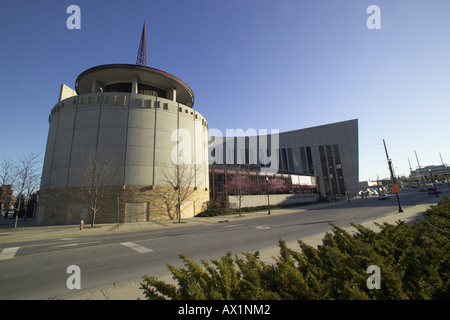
[141,197,450,300]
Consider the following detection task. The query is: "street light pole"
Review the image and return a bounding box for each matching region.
[117,197,120,230]
[439,153,450,187]
[266,176,271,215]
[383,139,403,213]
[429,169,439,198]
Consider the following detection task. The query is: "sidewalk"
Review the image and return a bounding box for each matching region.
[0,200,346,244]
[58,201,431,300]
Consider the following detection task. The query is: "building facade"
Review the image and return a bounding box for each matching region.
[209,119,359,199]
[278,119,359,197]
[410,164,450,181]
[36,22,359,225]
[0,185,13,215]
[37,64,358,225]
[37,64,210,224]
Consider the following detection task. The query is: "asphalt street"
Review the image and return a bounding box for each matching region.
[0,185,448,300]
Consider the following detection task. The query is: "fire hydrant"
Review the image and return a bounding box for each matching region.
[80,219,84,230]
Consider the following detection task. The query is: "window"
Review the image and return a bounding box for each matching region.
[300,147,307,174]
[306,147,314,175]
[287,148,294,172]
[138,84,166,98]
[281,149,288,171]
[333,145,346,195]
[319,146,331,195]
[105,82,132,93]
[326,145,339,195]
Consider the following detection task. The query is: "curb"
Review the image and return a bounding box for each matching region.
[0,200,347,244]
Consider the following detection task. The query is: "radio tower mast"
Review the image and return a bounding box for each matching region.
[136,22,148,66]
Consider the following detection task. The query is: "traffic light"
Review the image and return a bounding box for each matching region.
[424,174,427,179]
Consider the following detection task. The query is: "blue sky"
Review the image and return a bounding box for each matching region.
[1,0,449,182]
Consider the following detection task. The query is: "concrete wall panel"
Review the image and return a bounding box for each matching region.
[40,86,210,224]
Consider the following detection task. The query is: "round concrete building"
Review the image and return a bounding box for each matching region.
[37,63,209,225]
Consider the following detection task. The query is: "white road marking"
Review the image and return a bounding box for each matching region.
[255,225,271,230]
[223,224,244,228]
[0,247,20,260]
[54,243,80,248]
[120,242,153,253]
[52,241,102,248]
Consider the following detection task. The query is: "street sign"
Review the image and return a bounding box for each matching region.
[391,184,400,193]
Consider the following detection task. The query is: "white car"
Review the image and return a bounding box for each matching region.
[378,193,388,200]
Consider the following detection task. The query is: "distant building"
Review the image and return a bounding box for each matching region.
[410,164,450,180]
[0,185,13,214]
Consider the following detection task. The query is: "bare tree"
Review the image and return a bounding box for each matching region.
[12,152,41,228]
[152,184,178,221]
[76,149,116,228]
[0,157,15,186]
[160,162,201,223]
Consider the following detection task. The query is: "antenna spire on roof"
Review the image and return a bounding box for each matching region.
[136,22,148,66]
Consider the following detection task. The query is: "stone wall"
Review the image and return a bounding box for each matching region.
[228,193,317,209]
[37,185,209,225]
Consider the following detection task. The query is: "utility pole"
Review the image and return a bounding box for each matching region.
[383,139,403,213]
[408,158,413,181]
[265,176,271,215]
[415,150,423,185]
[439,153,450,187]
[428,169,438,198]
[117,197,120,230]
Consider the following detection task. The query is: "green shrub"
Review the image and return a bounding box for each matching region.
[196,198,236,217]
[141,196,450,300]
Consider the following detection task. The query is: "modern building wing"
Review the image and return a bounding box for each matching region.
[278,119,359,196]
[209,119,359,198]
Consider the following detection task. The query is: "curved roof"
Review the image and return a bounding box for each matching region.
[75,64,195,107]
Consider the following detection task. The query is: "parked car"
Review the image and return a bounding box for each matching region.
[378,193,388,200]
[427,187,440,194]
[419,186,427,192]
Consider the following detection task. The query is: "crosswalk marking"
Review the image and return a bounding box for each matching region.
[120,242,153,253]
[0,247,20,260]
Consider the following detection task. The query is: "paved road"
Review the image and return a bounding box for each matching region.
[0,185,448,299]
